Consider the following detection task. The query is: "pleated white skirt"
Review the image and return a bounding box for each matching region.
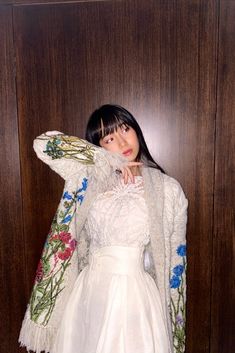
[52,246,170,353]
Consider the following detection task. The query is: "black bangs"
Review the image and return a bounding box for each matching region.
[86,115,126,146]
[99,115,127,140]
[85,106,132,146]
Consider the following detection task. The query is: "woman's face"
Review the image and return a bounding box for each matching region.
[99,123,140,162]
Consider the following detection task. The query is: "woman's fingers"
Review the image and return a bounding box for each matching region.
[126,166,134,184]
[119,161,143,183]
[121,167,128,184]
[124,169,129,184]
[121,166,135,184]
[127,161,143,167]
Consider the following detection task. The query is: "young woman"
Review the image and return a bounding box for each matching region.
[19,104,188,353]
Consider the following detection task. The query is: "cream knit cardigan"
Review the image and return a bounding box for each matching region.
[19,131,188,353]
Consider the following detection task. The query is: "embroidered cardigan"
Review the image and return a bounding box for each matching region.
[19,131,188,353]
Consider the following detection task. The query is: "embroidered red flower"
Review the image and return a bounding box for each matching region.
[58,247,72,260]
[69,239,77,251]
[35,259,44,282]
[59,232,71,244]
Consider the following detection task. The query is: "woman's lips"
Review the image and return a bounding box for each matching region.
[122,149,132,156]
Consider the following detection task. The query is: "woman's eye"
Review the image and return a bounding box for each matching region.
[121,125,130,133]
[104,137,113,144]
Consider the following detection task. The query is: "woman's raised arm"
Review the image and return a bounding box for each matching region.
[33,131,128,180]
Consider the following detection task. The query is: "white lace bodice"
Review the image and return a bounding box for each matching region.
[85,176,150,254]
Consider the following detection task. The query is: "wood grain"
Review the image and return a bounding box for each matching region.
[211,1,235,352]
[0,5,26,353]
[0,0,109,5]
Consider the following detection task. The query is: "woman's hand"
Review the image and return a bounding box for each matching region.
[119,162,143,184]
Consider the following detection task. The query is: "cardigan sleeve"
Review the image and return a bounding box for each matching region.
[33,131,128,180]
[169,179,188,353]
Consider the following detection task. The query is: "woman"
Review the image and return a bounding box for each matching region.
[19,104,188,353]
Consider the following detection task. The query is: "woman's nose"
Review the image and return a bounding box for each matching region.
[117,135,127,146]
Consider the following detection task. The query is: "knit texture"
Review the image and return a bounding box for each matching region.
[19,131,188,353]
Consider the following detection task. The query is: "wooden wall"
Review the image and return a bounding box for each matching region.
[211,2,235,352]
[0,1,234,352]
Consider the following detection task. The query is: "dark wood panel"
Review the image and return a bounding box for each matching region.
[0,5,26,353]
[13,1,218,352]
[0,0,108,4]
[158,2,218,352]
[211,2,235,353]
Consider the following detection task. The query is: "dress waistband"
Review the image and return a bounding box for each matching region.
[88,245,145,276]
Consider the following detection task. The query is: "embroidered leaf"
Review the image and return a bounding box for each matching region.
[30,178,88,326]
[42,135,95,164]
[59,224,69,232]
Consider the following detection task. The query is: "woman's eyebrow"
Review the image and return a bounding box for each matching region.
[102,131,113,139]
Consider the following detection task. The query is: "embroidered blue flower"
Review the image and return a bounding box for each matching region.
[173,264,184,276]
[77,178,88,193]
[177,244,186,257]
[63,191,72,200]
[54,138,61,145]
[170,244,187,350]
[82,178,88,191]
[62,215,72,223]
[77,195,84,204]
[44,141,63,159]
[170,275,181,288]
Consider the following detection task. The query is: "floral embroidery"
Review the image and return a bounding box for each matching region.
[170,244,186,353]
[42,134,95,164]
[29,178,88,326]
[176,244,186,257]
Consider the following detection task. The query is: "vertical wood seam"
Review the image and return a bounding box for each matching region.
[209,1,221,352]
[11,5,29,297]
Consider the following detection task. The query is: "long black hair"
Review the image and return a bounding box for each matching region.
[85,104,166,174]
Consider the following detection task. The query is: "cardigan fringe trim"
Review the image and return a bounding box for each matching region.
[19,308,56,353]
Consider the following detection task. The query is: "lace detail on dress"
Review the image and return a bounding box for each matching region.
[85,176,150,254]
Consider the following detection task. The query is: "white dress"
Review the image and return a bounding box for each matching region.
[52,176,170,353]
